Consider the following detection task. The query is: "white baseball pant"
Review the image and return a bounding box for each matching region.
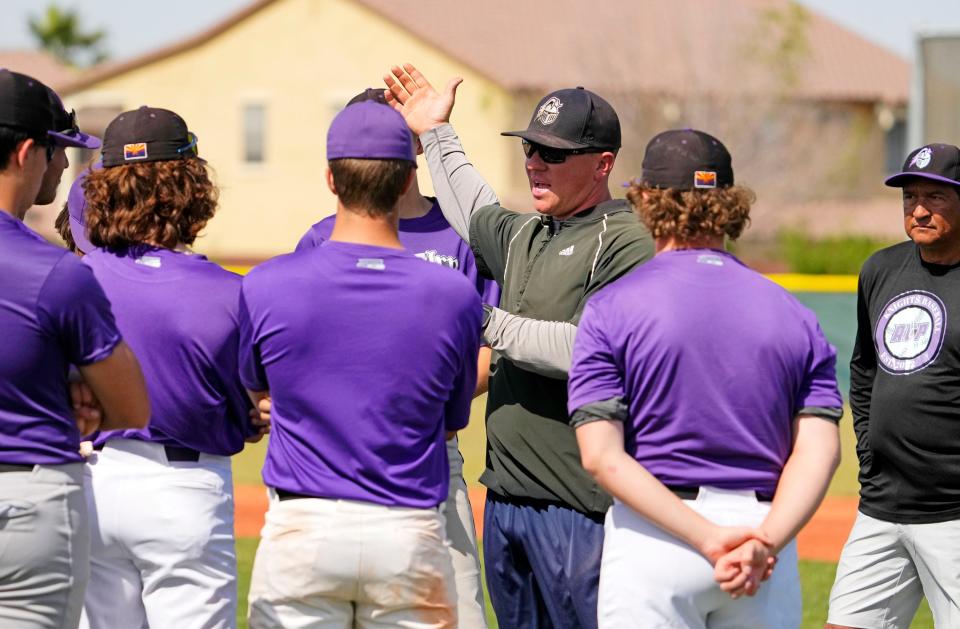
[80,439,237,629]
[0,462,88,629]
[445,436,487,628]
[248,492,456,628]
[598,487,801,629]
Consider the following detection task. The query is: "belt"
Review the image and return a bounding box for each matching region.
[274,489,443,511]
[163,445,201,462]
[92,443,202,463]
[276,489,317,501]
[666,486,774,503]
[0,463,34,473]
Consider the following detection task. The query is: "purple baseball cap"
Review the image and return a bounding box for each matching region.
[46,86,100,150]
[67,163,100,253]
[885,143,960,188]
[326,100,415,164]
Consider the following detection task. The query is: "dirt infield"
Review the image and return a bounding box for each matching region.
[234,485,858,561]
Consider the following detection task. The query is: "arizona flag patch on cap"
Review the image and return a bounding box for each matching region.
[123,143,148,161]
[694,170,717,188]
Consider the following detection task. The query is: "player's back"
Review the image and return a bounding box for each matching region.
[240,240,482,508]
[0,213,120,464]
[84,246,251,456]
[584,249,839,495]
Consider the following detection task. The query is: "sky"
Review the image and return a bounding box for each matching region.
[0,0,958,63]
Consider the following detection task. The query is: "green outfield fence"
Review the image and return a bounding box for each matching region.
[766,275,857,397]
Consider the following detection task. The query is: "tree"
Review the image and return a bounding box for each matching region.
[28,4,108,68]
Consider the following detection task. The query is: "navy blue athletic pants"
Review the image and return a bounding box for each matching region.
[483,492,604,629]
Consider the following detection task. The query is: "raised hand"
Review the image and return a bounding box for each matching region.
[383,63,463,136]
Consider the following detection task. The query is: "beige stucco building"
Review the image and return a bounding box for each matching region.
[22,0,911,262]
[55,0,517,261]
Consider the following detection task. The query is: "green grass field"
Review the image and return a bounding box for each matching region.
[231,398,935,628]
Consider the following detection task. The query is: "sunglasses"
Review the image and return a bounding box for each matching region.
[177,132,199,156]
[521,140,604,164]
[59,109,79,135]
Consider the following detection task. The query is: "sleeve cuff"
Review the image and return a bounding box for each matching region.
[569,397,627,428]
[482,303,494,331]
[798,406,843,422]
[75,333,122,366]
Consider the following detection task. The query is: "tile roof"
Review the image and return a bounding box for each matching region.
[0,49,78,89]
[61,0,908,103]
[356,0,909,102]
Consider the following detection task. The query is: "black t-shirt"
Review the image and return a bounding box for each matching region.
[851,241,960,523]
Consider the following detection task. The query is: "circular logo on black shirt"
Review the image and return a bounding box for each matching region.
[874,290,946,374]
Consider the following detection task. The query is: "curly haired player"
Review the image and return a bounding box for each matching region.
[568,129,843,628]
[79,107,260,629]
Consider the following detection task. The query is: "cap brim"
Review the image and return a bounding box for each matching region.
[49,129,101,150]
[500,129,591,150]
[67,214,94,254]
[885,171,960,188]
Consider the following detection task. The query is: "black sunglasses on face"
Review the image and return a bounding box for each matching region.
[521,140,604,164]
[59,109,78,135]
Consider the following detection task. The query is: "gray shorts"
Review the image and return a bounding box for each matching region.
[828,511,960,629]
[0,462,88,629]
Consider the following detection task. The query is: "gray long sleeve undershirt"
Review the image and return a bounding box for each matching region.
[421,124,578,379]
[420,124,498,241]
[483,306,577,380]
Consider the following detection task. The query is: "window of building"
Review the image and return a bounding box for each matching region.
[885,118,907,175]
[243,104,266,163]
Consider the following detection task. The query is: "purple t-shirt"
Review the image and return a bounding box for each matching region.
[0,211,120,465]
[568,249,842,496]
[85,247,254,456]
[296,200,500,307]
[239,241,482,508]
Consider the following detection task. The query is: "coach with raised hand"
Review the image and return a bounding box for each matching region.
[0,69,149,629]
[385,63,653,629]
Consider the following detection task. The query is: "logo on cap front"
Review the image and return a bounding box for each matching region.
[123,143,148,161]
[535,97,563,126]
[694,171,717,188]
[910,147,933,169]
[874,290,946,374]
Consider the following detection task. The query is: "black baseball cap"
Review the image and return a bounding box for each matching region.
[45,86,101,149]
[885,143,960,188]
[641,129,734,190]
[346,88,387,107]
[501,87,620,150]
[0,69,54,138]
[101,106,198,168]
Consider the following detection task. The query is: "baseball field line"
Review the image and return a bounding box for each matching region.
[222,265,858,294]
